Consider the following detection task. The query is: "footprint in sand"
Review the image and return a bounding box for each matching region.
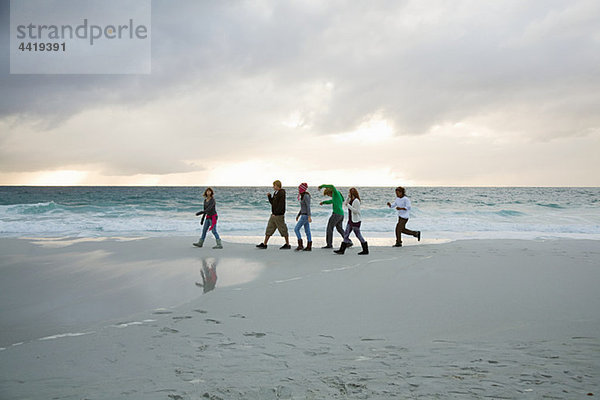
[303,347,330,356]
[243,332,266,338]
[205,319,221,324]
[153,309,173,315]
[202,393,225,400]
[175,368,197,382]
[321,376,366,395]
[172,316,192,322]
[384,345,408,352]
[194,309,208,314]
[279,342,297,348]
[160,327,179,334]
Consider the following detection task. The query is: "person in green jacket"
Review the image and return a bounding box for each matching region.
[318,184,353,249]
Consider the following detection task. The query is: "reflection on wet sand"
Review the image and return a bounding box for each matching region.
[192,257,266,293]
[0,239,269,347]
[196,258,218,293]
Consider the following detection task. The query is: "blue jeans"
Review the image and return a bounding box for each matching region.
[294,215,312,241]
[342,221,365,244]
[201,217,220,240]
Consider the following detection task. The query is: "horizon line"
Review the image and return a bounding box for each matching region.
[2,184,599,188]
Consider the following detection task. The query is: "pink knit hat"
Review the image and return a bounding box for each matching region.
[298,183,308,200]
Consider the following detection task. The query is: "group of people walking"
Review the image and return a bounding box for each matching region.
[193,182,421,255]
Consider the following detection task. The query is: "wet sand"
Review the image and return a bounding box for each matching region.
[0,237,599,399]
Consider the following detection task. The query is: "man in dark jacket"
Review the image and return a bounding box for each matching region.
[257,180,291,249]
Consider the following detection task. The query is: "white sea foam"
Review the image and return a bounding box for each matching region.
[112,320,156,328]
[27,236,147,248]
[38,332,95,341]
[272,277,303,284]
[1,187,599,241]
[113,322,145,328]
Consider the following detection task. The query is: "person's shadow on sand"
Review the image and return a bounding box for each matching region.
[195,258,218,293]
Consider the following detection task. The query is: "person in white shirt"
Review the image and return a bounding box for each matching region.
[387,186,421,247]
[335,188,368,255]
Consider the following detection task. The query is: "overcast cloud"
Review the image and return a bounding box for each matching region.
[1,0,599,185]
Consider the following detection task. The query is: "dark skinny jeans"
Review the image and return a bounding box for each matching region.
[396,217,418,244]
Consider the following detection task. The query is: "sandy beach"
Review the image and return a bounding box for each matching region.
[4,0,600,398]
[1,237,599,399]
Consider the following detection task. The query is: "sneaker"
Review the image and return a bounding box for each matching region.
[393,242,402,247]
[321,245,333,249]
[280,244,291,250]
[256,243,267,249]
[417,231,421,241]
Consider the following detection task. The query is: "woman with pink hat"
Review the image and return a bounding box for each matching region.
[294,182,312,251]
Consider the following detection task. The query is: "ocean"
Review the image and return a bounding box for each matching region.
[1,186,599,242]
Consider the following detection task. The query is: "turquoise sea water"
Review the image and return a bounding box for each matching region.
[0,186,599,241]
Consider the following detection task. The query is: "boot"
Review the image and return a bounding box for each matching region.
[193,239,204,248]
[295,239,304,251]
[358,241,369,255]
[334,241,349,255]
[212,239,223,249]
[303,241,312,251]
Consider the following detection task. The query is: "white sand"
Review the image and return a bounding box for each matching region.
[0,237,599,399]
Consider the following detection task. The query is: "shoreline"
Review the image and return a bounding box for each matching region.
[18,234,452,249]
[9,232,600,247]
[1,237,599,398]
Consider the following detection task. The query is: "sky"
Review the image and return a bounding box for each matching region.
[1,0,599,186]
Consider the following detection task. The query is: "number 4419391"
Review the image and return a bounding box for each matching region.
[18,42,66,51]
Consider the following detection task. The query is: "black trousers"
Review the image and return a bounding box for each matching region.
[396,217,418,244]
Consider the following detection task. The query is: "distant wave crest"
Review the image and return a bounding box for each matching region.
[536,203,565,209]
[0,201,61,215]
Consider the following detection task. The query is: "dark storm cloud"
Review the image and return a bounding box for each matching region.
[1,0,599,176]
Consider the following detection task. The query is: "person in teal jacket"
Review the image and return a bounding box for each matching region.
[318,184,353,249]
